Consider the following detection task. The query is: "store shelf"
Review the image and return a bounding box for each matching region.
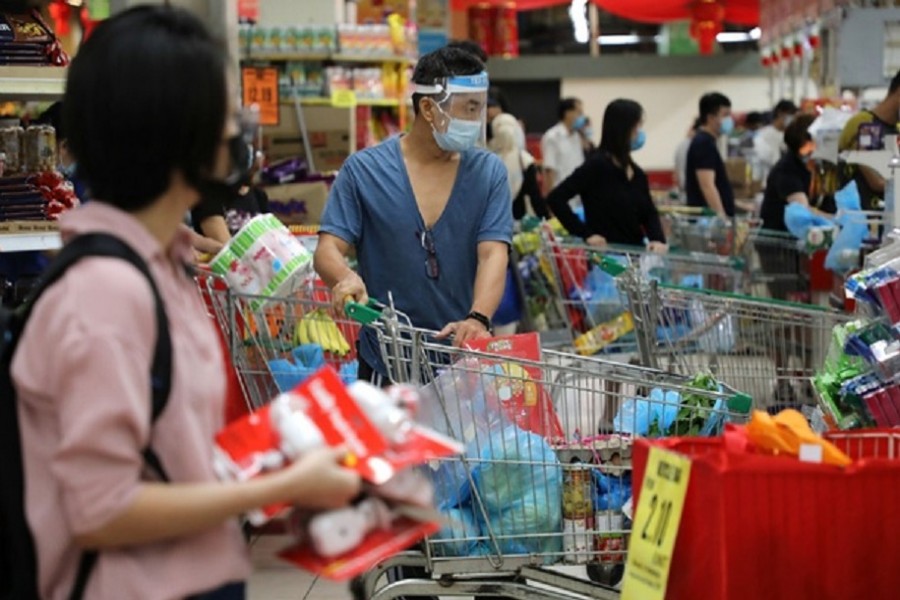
[0,66,67,99]
[242,52,412,64]
[283,97,402,108]
[0,231,61,252]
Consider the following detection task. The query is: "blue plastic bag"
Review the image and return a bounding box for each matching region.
[826,212,868,274]
[494,266,523,326]
[835,180,862,212]
[613,388,680,435]
[592,471,632,512]
[784,203,832,241]
[473,426,563,557]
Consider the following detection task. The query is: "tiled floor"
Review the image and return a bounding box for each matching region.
[248,536,353,600]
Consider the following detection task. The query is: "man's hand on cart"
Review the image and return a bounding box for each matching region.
[332,272,369,313]
[586,234,607,248]
[271,446,362,510]
[436,318,491,347]
[646,241,669,255]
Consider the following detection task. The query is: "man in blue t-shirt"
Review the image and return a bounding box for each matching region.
[315,46,513,383]
[686,92,736,218]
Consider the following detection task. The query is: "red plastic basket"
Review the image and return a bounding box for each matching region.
[632,431,900,600]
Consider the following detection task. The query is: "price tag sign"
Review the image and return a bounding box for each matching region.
[241,66,279,126]
[622,447,692,600]
[331,89,358,108]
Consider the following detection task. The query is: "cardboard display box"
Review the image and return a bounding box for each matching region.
[265,180,332,225]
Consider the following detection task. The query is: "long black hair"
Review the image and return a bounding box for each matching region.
[599,99,643,168]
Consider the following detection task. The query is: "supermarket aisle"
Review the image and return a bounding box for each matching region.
[249,536,351,600]
[248,536,479,600]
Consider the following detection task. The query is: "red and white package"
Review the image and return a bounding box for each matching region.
[464,333,564,441]
[213,366,463,578]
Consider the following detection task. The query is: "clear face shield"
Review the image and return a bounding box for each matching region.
[413,71,489,152]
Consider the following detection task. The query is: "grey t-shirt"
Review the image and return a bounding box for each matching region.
[320,136,513,377]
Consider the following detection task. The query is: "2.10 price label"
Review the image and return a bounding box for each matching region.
[622,447,692,600]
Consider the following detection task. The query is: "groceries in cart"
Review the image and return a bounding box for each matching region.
[213,367,463,580]
[209,213,314,307]
[783,201,834,251]
[612,372,734,437]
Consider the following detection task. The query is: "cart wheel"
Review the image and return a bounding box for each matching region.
[586,562,624,587]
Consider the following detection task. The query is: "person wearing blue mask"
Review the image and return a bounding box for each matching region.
[315,46,512,378]
[546,99,666,252]
[540,97,587,194]
[686,92,736,218]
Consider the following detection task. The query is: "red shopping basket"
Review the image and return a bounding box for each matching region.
[632,431,900,600]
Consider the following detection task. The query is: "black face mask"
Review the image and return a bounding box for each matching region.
[197,136,253,200]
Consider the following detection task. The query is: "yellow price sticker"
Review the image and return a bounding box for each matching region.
[622,447,692,600]
[331,90,358,108]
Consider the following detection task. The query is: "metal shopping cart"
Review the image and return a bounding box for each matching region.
[661,209,754,259]
[344,298,751,600]
[539,228,745,356]
[604,258,852,412]
[197,272,362,410]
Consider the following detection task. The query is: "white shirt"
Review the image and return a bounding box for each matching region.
[674,137,692,192]
[754,124,785,176]
[541,122,585,188]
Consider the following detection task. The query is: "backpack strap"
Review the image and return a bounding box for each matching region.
[17,234,174,600]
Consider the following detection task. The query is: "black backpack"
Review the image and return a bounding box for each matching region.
[0,234,173,600]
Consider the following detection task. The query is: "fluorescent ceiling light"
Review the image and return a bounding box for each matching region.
[717,31,758,43]
[599,34,642,46]
[569,0,590,44]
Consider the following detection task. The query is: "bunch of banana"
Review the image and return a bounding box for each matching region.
[294,309,351,356]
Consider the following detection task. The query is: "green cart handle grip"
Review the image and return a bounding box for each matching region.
[344,298,384,325]
[597,256,628,276]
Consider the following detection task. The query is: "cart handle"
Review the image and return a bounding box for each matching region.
[344,298,384,325]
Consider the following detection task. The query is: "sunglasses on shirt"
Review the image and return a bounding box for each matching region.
[417,229,440,280]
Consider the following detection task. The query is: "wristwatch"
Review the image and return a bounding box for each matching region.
[465,311,492,333]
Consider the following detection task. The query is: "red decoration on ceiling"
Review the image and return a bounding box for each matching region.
[450,0,758,26]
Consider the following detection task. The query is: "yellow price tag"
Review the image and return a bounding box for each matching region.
[331,90,358,108]
[622,447,692,600]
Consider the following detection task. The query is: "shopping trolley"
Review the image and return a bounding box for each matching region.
[604,258,852,412]
[660,209,754,259]
[345,298,752,600]
[197,272,362,410]
[539,228,745,356]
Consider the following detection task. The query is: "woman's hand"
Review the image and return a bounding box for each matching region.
[647,241,669,254]
[586,234,607,248]
[275,447,362,510]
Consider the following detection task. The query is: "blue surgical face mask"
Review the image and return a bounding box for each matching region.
[582,127,594,142]
[573,114,587,131]
[720,116,735,136]
[631,129,646,151]
[431,106,482,153]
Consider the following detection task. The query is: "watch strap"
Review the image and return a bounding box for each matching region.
[465,311,492,332]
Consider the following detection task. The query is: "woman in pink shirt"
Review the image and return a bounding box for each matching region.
[11,7,360,600]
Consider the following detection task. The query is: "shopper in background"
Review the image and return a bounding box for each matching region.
[490,113,548,220]
[754,99,799,182]
[486,85,526,150]
[540,97,587,194]
[760,113,830,231]
[686,92,736,218]
[547,99,666,252]
[674,117,701,195]
[192,150,269,242]
[839,69,900,210]
[11,8,360,600]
